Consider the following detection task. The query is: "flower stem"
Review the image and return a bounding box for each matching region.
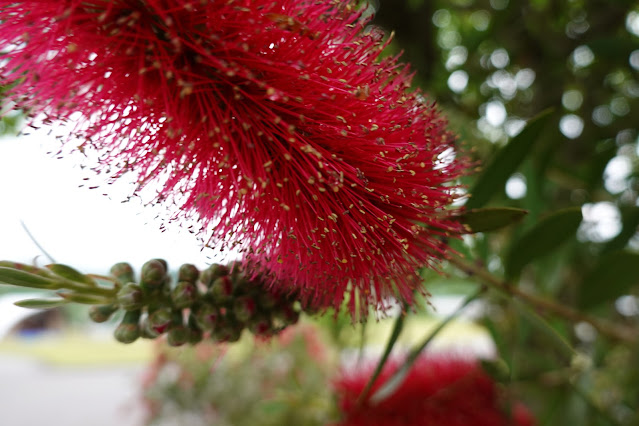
[356,311,406,407]
[448,255,638,343]
[369,287,483,405]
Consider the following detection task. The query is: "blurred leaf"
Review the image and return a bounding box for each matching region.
[514,300,576,360]
[505,207,583,279]
[587,37,639,62]
[46,263,96,286]
[579,250,639,310]
[603,207,639,253]
[0,267,58,289]
[480,358,511,383]
[466,109,553,210]
[14,298,70,309]
[455,207,528,233]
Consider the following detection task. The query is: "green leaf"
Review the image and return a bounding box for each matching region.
[46,263,96,286]
[455,207,528,233]
[0,261,52,277]
[587,37,639,62]
[0,267,59,289]
[57,292,112,305]
[370,288,483,404]
[514,300,576,360]
[505,207,583,279]
[14,298,70,309]
[579,251,639,310]
[466,109,553,209]
[357,313,405,404]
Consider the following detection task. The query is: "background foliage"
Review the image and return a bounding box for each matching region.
[370,1,639,424]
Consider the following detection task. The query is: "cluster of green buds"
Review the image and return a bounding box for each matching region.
[92,260,302,346]
[0,259,303,347]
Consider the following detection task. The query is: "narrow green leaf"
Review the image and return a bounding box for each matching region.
[505,207,583,279]
[466,109,553,209]
[57,292,112,305]
[579,251,639,310]
[14,298,70,309]
[0,261,52,277]
[370,288,483,404]
[46,263,96,286]
[0,267,59,289]
[356,312,405,405]
[514,300,576,360]
[455,207,528,233]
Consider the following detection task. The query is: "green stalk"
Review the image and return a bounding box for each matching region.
[356,311,406,407]
[369,287,484,404]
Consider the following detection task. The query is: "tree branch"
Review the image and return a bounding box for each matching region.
[448,255,638,343]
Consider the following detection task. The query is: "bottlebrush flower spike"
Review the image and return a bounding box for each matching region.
[334,355,535,426]
[0,1,466,316]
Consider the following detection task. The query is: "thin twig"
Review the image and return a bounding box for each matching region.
[20,220,56,263]
[448,255,638,343]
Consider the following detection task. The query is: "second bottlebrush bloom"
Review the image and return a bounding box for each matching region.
[0,1,467,315]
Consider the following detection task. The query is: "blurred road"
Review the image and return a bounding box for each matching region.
[0,354,146,426]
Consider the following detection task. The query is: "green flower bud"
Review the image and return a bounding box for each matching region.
[171,281,198,309]
[194,304,220,330]
[186,313,203,345]
[248,314,273,336]
[178,264,200,284]
[233,296,257,323]
[148,308,172,335]
[140,259,167,291]
[140,319,160,339]
[228,261,243,280]
[152,258,168,271]
[116,282,144,311]
[88,304,118,323]
[114,310,141,344]
[110,262,135,285]
[274,303,300,326]
[211,319,243,343]
[257,291,278,310]
[166,310,188,347]
[199,263,229,287]
[168,324,189,347]
[232,276,252,295]
[209,276,233,303]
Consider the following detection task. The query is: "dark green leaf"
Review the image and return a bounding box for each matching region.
[579,251,639,310]
[587,37,639,62]
[455,207,528,233]
[505,207,583,279]
[46,263,96,286]
[466,109,553,209]
[603,207,639,253]
[0,267,59,289]
[14,298,70,309]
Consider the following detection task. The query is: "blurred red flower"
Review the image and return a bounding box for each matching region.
[334,355,535,426]
[0,1,466,315]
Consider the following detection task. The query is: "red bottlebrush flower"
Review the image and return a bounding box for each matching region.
[334,355,535,426]
[0,1,466,315]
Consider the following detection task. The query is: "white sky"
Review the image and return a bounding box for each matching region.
[0,130,222,275]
